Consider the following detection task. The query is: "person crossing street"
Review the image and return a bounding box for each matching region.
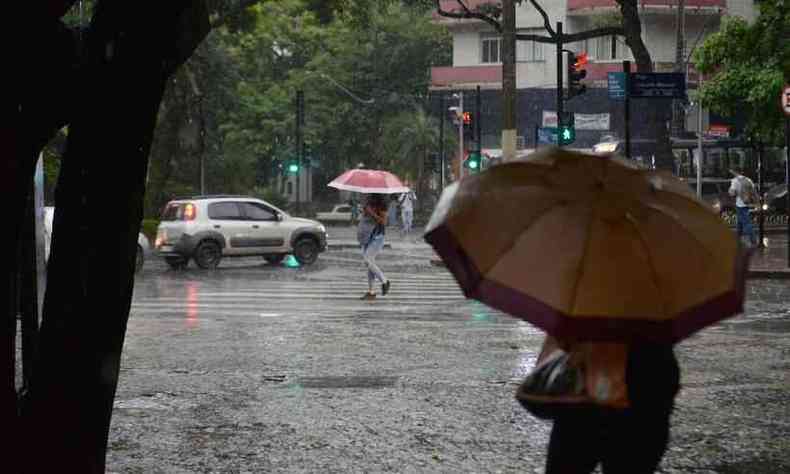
[399,190,417,236]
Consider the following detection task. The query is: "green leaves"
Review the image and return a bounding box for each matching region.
[693,1,789,144]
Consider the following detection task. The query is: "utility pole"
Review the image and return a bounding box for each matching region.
[672,0,686,138]
[501,0,517,161]
[696,73,703,197]
[556,22,564,148]
[623,60,631,160]
[295,90,304,209]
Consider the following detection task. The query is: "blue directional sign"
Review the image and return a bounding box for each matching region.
[607,72,626,100]
[629,73,686,98]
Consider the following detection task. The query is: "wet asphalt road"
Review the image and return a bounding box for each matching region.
[108,231,790,473]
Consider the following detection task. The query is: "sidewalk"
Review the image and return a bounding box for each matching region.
[748,235,790,279]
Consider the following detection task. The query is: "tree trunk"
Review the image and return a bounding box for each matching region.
[501,0,517,162]
[15,2,209,471]
[618,0,674,171]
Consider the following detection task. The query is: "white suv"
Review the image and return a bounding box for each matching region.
[154,195,327,269]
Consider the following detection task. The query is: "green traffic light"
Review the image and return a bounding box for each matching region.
[288,163,300,173]
[468,160,479,170]
[558,126,575,145]
[562,129,572,140]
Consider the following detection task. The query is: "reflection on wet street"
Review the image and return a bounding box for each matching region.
[107,242,790,473]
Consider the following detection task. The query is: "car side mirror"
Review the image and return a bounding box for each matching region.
[277,212,284,222]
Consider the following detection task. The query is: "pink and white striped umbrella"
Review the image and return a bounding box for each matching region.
[328,169,410,194]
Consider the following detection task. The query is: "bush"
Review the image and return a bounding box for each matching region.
[253,186,290,211]
[141,219,160,241]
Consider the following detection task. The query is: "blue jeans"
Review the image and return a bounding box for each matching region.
[735,206,757,245]
[362,234,387,291]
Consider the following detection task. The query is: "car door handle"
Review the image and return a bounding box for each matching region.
[214,225,221,229]
[252,225,260,229]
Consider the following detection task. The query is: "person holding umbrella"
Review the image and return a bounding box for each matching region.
[357,193,391,300]
[424,148,750,473]
[327,168,410,300]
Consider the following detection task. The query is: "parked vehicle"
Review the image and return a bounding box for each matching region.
[44,206,150,273]
[154,195,327,269]
[316,204,354,225]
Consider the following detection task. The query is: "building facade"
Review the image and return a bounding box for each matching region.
[430,0,757,164]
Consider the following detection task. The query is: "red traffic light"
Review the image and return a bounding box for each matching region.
[463,111,472,125]
[573,52,588,69]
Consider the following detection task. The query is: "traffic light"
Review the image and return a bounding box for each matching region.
[463,111,474,140]
[286,161,300,174]
[566,51,588,99]
[558,125,576,145]
[464,152,481,171]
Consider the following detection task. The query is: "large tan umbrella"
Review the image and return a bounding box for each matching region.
[424,148,750,343]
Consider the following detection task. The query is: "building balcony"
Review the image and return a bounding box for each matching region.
[430,65,502,90]
[567,0,726,15]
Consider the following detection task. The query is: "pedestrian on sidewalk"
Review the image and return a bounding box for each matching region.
[729,167,758,247]
[399,190,416,236]
[387,195,399,228]
[542,340,680,474]
[357,193,391,300]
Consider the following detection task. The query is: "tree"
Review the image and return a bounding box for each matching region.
[693,1,789,145]
[3,1,275,471]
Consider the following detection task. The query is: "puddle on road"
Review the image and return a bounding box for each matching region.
[293,375,398,389]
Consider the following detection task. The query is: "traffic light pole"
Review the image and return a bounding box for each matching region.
[439,93,445,189]
[556,22,563,148]
[623,60,631,160]
[458,91,464,178]
[476,85,481,159]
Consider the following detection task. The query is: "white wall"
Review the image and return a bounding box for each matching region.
[727,0,757,22]
[453,29,481,66]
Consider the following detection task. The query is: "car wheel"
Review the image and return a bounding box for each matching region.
[194,240,222,269]
[264,254,285,265]
[135,244,144,273]
[293,237,319,265]
[165,256,188,270]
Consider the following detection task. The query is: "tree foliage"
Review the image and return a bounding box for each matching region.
[693,1,789,144]
[142,0,451,215]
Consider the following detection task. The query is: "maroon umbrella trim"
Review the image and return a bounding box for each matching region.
[425,224,750,344]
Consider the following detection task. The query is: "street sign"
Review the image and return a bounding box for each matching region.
[629,73,686,98]
[607,72,626,100]
[537,127,558,145]
[782,84,790,116]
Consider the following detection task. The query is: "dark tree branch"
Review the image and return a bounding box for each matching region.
[436,1,622,43]
[435,0,503,33]
[528,0,555,37]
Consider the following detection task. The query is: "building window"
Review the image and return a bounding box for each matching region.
[516,28,545,62]
[588,35,627,61]
[481,33,501,64]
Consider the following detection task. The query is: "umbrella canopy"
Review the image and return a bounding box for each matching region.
[328,169,410,194]
[424,148,750,343]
